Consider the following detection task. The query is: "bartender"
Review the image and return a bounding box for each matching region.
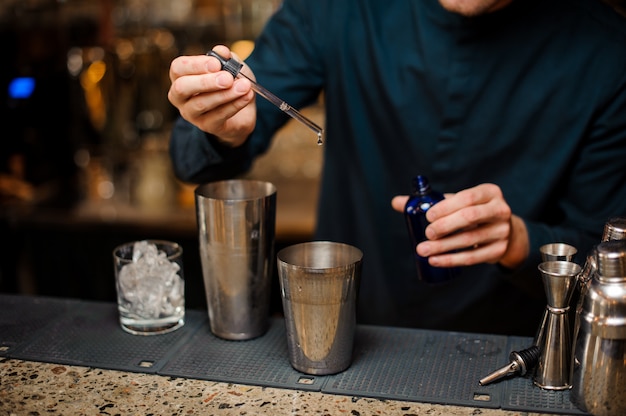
[166,0,626,336]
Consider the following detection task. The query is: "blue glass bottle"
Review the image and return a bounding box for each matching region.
[404,175,459,283]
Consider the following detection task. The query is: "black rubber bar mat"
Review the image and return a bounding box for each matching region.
[322,326,505,409]
[0,294,77,357]
[5,297,205,374]
[158,319,324,392]
[501,336,587,415]
[0,295,587,414]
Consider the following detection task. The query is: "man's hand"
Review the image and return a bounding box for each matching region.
[391,183,529,269]
[168,45,256,147]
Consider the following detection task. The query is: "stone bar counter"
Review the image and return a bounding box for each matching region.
[2,359,555,415]
[0,295,581,416]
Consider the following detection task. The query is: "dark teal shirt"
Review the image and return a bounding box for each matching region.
[170,0,626,335]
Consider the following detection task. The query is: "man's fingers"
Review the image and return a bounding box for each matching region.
[391,195,409,213]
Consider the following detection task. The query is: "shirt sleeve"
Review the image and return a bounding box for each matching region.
[168,0,326,184]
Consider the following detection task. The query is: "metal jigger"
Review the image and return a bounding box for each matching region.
[534,244,578,348]
[533,261,581,390]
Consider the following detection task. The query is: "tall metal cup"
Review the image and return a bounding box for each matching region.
[195,180,276,340]
[277,241,363,375]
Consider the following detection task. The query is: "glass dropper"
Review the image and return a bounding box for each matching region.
[207,50,324,145]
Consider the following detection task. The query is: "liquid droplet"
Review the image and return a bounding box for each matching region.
[316,132,323,146]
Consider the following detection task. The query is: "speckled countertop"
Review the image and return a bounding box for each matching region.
[1,358,564,416]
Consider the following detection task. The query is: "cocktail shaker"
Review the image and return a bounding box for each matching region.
[570,240,626,415]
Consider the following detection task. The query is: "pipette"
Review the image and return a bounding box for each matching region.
[207,50,324,145]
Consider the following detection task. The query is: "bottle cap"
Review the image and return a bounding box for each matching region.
[602,217,626,242]
[596,240,626,281]
[412,175,431,194]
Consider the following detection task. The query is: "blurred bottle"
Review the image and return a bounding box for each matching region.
[404,175,460,284]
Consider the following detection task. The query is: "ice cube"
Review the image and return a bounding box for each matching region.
[118,241,184,319]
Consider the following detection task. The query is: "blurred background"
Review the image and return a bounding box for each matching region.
[4,0,622,312]
[0,0,324,311]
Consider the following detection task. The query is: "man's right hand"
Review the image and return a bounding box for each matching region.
[168,45,257,147]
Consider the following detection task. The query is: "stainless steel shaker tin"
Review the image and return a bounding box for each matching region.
[571,240,626,415]
[195,180,277,340]
[277,241,363,375]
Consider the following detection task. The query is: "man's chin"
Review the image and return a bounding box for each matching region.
[437,0,513,17]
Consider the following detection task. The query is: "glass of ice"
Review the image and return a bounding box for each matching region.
[113,240,185,335]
